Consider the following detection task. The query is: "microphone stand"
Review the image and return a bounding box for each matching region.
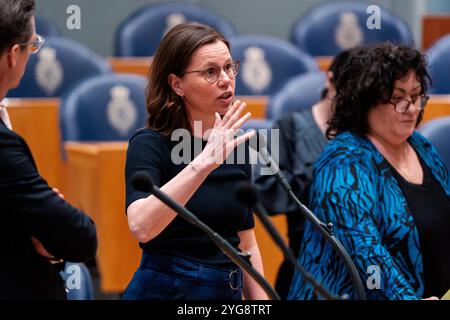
[253,202,341,300]
[142,177,281,300]
[255,139,367,300]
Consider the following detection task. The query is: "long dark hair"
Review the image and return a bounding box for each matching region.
[326,43,431,139]
[146,23,230,136]
[0,0,35,53]
[320,47,364,100]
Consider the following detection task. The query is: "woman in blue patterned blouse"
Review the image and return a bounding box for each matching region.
[288,43,450,300]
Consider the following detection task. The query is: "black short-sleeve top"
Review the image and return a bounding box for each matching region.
[125,128,255,268]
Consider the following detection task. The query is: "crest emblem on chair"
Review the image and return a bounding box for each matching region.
[242,47,272,94]
[35,47,63,96]
[335,12,364,50]
[163,13,187,36]
[107,85,137,138]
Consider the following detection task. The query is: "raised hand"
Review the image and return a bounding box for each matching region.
[201,100,255,168]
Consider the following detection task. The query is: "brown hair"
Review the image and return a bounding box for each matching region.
[0,0,35,54]
[146,22,230,136]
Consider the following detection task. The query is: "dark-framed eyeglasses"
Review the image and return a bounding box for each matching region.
[18,34,45,55]
[389,95,430,113]
[183,60,240,84]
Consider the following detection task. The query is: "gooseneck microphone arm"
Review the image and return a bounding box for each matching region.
[249,133,366,300]
[131,171,280,300]
[235,182,341,300]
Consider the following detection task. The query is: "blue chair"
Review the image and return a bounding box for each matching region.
[36,16,61,37]
[7,37,111,98]
[290,1,414,56]
[60,74,147,142]
[115,3,237,57]
[268,71,326,120]
[420,117,450,171]
[427,34,450,94]
[60,262,94,300]
[230,35,318,96]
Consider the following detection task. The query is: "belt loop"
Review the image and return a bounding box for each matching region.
[229,270,242,291]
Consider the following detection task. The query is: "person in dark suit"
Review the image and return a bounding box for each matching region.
[0,0,97,299]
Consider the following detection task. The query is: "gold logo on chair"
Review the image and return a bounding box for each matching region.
[107,85,137,138]
[35,47,63,96]
[242,47,272,94]
[335,12,364,50]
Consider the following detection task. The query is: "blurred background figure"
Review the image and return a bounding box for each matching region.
[253,47,364,298]
[289,43,450,300]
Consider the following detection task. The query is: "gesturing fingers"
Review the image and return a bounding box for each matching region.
[221,100,241,126]
[231,112,251,131]
[233,129,256,148]
[223,101,246,129]
[213,112,222,128]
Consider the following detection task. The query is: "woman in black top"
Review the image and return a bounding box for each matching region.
[123,23,266,300]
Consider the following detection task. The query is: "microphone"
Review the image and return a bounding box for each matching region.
[235,182,340,300]
[248,133,367,300]
[247,133,291,191]
[131,170,280,300]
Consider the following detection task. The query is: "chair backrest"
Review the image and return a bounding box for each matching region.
[60,262,94,300]
[115,2,237,57]
[230,35,318,96]
[420,117,450,170]
[60,74,147,142]
[36,16,61,37]
[267,71,326,120]
[7,37,111,98]
[427,34,450,94]
[290,1,414,56]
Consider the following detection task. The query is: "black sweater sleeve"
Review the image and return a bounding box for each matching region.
[0,129,97,262]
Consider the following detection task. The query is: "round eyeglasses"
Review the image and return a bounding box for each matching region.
[183,60,240,84]
[18,34,45,55]
[389,95,430,113]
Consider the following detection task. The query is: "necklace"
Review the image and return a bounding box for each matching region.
[369,135,420,183]
[384,144,415,181]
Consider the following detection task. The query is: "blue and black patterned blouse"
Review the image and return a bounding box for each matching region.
[288,131,450,300]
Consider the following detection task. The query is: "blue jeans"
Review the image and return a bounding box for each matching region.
[122,252,243,300]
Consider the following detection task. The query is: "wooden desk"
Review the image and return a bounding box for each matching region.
[240,94,450,124]
[238,95,268,119]
[316,56,333,72]
[253,215,287,287]
[107,57,152,77]
[5,98,64,189]
[422,15,450,50]
[108,56,331,76]
[423,95,450,124]
[64,142,140,293]
[64,141,286,291]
